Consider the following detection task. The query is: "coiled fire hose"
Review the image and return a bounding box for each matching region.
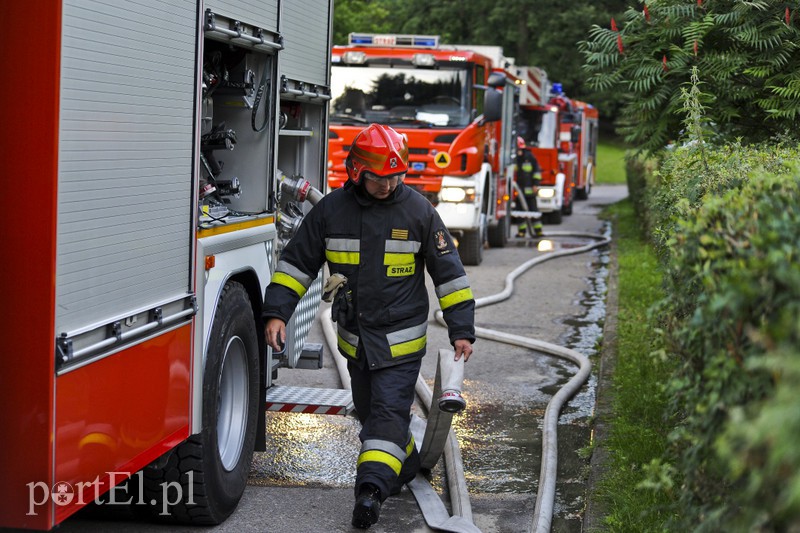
[434,230,611,533]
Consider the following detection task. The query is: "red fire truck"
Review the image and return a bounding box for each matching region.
[327,34,519,265]
[1,1,341,529]
[515,68,599,224]
[558,96,600,201]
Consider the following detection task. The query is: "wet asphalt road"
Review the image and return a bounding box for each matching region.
[58,184,628,533]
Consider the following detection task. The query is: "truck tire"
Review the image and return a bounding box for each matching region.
[135,281,259,525]
[562,192,573,216]
[458,228,484,266]
[487,213,509,248]
[576,165,593,200]
[543,210,563,225]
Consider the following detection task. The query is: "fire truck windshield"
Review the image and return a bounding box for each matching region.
[518,108,558,149]
[330,66,470,128]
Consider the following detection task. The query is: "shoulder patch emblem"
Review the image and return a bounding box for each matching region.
[435,229,448,250]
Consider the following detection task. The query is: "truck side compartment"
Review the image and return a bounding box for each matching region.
[0,0,333,529]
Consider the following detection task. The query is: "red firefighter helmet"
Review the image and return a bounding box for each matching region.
[345,124,409,184]
[517,136,526,150]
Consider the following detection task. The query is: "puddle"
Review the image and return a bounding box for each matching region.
[250,412,361,486]
[453,399,542,493]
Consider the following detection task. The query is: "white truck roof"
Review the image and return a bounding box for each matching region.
[447,44,515,70]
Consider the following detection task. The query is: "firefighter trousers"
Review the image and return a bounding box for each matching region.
[515,193,543,236]
[348,355,422,501]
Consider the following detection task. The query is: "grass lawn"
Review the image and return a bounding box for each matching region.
[596,136,628,184]
[594,199,677,531]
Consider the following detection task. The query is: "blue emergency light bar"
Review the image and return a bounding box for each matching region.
[348,33,440,48]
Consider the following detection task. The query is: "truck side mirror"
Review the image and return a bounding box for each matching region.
[483,89,502,122]
[487,72,506,88]
[571,125,581,143]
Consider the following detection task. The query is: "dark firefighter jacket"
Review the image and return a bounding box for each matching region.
[262,180,476,370]
[517,149,542,196]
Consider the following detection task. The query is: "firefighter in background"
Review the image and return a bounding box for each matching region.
[514,137,543,237]
[262,124,475,529]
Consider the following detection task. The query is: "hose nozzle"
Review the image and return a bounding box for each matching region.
[280,174,324,205]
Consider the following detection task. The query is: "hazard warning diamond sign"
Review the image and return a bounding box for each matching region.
[434,152,451,169]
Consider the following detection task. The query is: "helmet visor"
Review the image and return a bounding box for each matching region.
[363,171,405,184]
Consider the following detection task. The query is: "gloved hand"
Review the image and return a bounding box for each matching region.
[332,288,354,324]
[322,273,348,303]
[323,273,354,323]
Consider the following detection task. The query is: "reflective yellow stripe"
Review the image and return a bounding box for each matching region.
[326,250,360,265]
[357,450,402,475]
[337,334,357,358]
[439,287,474,310]
[384,252,415,266]
[390,335,427,358]
[272,272,308,298]
[405,437,415,455]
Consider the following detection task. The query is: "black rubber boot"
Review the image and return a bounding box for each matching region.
[352,483,382,529]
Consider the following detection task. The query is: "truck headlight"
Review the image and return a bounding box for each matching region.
[440,187,475,203]
[538,188,555,199]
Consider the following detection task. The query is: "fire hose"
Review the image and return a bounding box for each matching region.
[440,230,611,533]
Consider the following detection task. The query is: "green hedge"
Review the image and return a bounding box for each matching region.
[631,143,800,531]
[647,143,800,264]
[623,152,658,230]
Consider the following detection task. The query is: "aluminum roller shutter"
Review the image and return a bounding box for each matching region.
[55,0,198,335]
[205,0,278,33]
[279,0,332,88]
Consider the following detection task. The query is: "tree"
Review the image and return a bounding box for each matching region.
[332,0,398,45]
[580,0,800,153]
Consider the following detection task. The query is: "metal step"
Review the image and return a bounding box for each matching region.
[266,385,354,416]
[510,210,542,219]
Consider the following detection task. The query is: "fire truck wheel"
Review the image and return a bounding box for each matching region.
[458,228,484,266]
[134,281,259,525]
[543,210,563,225]
[562,196,573,216]
[576,165,593,200]
[562,187,574,216]
[487,213,509,248]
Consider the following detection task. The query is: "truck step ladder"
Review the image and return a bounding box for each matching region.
[510,210,542,219]
[266,385,354,416]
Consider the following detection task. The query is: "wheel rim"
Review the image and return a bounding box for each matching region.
[217,335,249,471]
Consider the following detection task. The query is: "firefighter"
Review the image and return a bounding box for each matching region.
[514,136,543,238]
[262,124,476,529]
